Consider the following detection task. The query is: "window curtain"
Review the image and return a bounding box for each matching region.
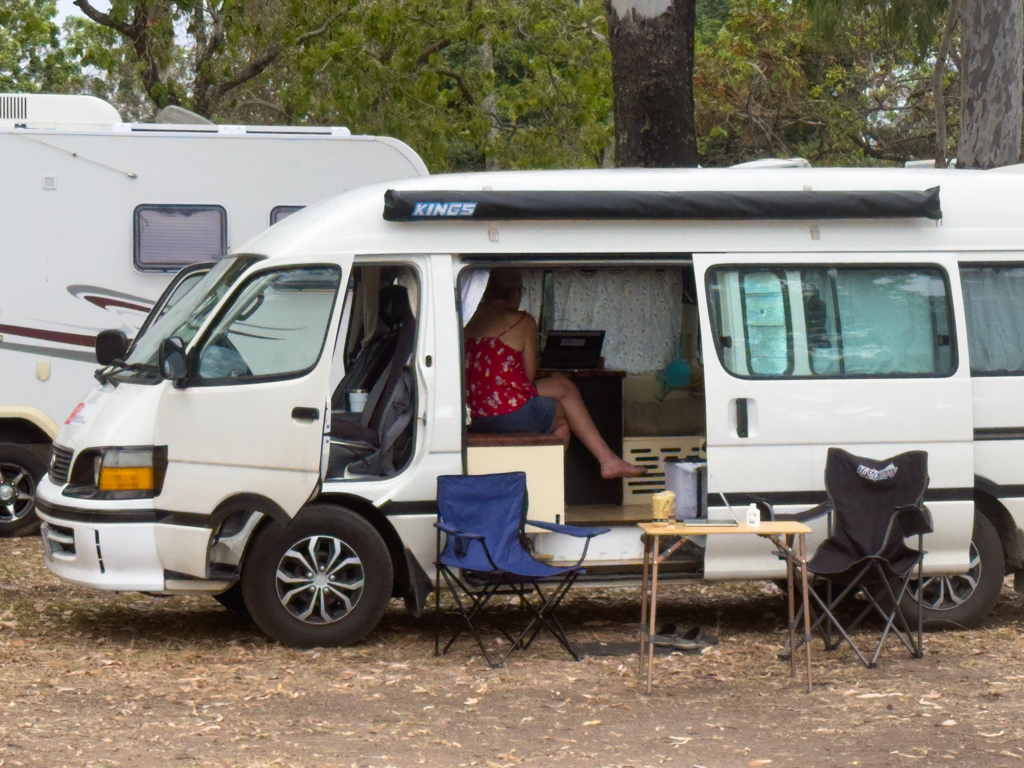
[835,270,943,375]
[544,269,684,374]
[961,266,1024,374]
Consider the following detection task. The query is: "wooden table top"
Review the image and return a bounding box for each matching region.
[638,520,813,536]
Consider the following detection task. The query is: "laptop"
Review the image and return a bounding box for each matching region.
[540,330,605,370]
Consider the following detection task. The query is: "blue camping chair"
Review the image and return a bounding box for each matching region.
[433,472,610,667]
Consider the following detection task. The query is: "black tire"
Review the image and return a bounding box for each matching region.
[901,511,1004,630]
[0,443,46,537]
[241,505,393,648]
[213,583,250,617]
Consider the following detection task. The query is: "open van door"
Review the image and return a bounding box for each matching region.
[693,252,975,581]
[154,257,351,518]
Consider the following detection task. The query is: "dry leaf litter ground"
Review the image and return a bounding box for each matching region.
[1,537,1023,767]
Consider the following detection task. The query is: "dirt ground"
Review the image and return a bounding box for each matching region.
[1,538,1023,768]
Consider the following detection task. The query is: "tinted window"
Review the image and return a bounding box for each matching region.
[708,265,955,378]
[134,205,226,271]
[270,205,305,225]
[960,264,1024,375]
[197,266,341,382]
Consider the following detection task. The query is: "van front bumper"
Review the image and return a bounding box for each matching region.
[35,496,222,594]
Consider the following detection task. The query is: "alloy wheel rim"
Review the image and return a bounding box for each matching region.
[275,535,365,625]
[909,540,982,611]
[0,462,36,523]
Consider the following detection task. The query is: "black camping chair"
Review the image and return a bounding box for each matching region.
[763,448,933,668]
[433,472,609,668]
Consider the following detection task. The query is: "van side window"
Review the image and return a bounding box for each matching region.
[960,264,1024,375]
[196,266,341,383]
[134,205,227,272]
[708,265,955,378]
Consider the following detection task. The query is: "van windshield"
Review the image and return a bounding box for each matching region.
[125,256,263,373]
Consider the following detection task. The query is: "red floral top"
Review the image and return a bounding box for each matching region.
[465,314,538,418]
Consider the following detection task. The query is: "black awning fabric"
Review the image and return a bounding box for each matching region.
[382,187,942,222]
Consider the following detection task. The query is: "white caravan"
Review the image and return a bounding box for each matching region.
[33,167,1024,647]
[0,93,427,535]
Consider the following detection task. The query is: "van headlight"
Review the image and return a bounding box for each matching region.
[64,446,167,500]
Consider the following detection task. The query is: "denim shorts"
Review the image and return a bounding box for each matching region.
[469,396,557,434]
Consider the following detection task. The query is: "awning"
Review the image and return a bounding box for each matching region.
[382,187,942,222]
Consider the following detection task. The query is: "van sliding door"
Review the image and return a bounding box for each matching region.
[694,253,974,580]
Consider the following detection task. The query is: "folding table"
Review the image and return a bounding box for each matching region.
[638,520,814,694]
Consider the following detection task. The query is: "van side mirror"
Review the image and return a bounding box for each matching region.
[96,330,128,366]
[159,337,187,381]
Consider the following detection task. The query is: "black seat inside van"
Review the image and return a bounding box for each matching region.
[328,285,417,477]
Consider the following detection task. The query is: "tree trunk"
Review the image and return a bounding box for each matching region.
[933,0,961,168]
[605,0,698,167]
[959,0,1023,169]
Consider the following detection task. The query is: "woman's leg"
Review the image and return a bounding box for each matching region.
[536,375,643,479]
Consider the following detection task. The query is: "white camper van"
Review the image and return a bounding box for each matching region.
[0,93,427,535]
[33,167,1024,647]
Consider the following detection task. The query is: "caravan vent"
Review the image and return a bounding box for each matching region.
[0,95,27,121]
[0,94,121,126]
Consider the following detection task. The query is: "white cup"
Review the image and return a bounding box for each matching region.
[349,390,369,413]
[746,502,761,528]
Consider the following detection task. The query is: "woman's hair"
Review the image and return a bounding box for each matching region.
[482,269,523,305]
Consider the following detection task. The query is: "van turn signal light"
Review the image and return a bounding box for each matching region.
[98,466,154,492]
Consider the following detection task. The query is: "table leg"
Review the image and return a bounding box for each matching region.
[646,534,660,696]
[786,534,796,679]
[799,534,812,693]
[639,533,651,675]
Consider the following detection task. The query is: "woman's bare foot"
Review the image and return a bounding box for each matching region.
[600,457,646,479]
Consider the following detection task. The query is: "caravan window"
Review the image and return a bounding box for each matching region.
[960,264,1024,375]
[270,206,305,225]
[134,205,227,272]
[708,265,955,378]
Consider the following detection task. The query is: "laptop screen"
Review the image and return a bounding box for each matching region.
[540,330,605,370]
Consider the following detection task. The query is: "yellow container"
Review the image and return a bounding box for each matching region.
[651,490,676,521]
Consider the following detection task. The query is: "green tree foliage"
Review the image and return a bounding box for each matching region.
[67,0,346,117]
[4,0,966,170]
[0,0,77,92]
[696,0,955,166]
[239,0,615,172]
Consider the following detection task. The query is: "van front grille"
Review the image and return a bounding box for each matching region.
[48,445,74,485]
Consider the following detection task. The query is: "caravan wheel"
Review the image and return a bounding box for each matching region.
[241,505,393,647]
[0,444,46,537]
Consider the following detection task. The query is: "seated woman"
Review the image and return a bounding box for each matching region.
[465,270,643,480]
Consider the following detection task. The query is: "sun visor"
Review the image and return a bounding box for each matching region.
[383,187,942,222]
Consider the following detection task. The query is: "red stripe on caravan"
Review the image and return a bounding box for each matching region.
[0,324,96,348]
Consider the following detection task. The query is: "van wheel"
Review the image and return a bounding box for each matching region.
[241,505,393,648]
[901,511,1004,630]
[0,444,46,537]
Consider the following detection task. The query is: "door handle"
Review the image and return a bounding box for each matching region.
[735,398,749,438]
[291,407,320,422]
